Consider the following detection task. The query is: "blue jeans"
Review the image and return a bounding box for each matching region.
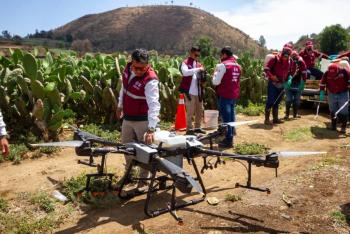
[266,81,284,110]
[218,97,236,141]
[328,91,349,116]
[307,67,323,80]
[285,84,301,106]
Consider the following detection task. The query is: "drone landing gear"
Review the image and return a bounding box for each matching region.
[118,159,206,222]
[78,153,115,193]
[235,162,271,194]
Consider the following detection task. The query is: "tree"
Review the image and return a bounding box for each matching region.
[196,37,214,57]
[258,35,266,47]
[319,24,349,55]
[1,30,12,40]
[71,39,93,54]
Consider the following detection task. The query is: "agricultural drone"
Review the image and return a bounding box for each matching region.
[31,122,326,222]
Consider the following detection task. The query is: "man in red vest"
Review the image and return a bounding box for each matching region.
[319,63,350,133]
[0,111,9,156]
[212,46,241,148]
[179,46,206,134]
[116,49,160,189]
[264,43,293,125]
[299,40,329,80]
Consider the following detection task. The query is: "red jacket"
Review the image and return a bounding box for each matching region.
[122,62,158,120]
[320,69,350,94]
[264,54,292,83]
[299,49,328,69]
[291,57,308,83]
[179,57,203,93]
[216,57,241,99]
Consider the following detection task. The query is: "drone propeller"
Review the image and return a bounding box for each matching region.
[272,151,327,157]
[222,120,258,127]
[30,140,85,148]
[155,156,204,195]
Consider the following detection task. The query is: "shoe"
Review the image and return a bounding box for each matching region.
[284,103,291,120]
[218,139,233,148]
[330,113,337,131]
[339,114,347,134]
[272,108,283,124]
[194,128,206,134]
[186,130,195,135]
[264,108,272,125]
[293,105,301,118]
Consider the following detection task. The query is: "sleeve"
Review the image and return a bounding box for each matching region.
[299,59,308,80]
[264,57,276,80]
[0,111,7,136]
[117,83,124,108]
[320,72,327,91]
[346,70,350,90]
[338,51,350,59]
[315,50,329,59]
[212,63,226,86]
[181,62,202,76]
[145,79,160,129]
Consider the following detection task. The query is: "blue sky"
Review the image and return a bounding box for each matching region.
[0,0,349,49]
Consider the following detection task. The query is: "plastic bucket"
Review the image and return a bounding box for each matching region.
[320,58,331,73]
[204,110,219,129]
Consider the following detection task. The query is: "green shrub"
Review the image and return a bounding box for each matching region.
[234,142,268,155]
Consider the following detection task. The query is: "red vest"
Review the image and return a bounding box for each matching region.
[216,57,241,99]
[122,63,158,120]
[179,57,202,93]
[299,49,321,69]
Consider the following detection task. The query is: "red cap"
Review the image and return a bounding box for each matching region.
[305,40,313,48]
[328,63,339,77]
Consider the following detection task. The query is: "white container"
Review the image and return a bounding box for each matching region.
[52,190,68,202]
[320,58,331,73]
[154,130,187,149]
[204,110,219,129]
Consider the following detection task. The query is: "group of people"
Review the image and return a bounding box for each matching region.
[264,40,350,133]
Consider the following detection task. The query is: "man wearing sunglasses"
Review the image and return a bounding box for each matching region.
[179,46,206,134]
[116,48,160,190]
[299,41,329,80]
[264,43,293,125]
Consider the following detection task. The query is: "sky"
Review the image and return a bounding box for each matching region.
[0,0,349,49]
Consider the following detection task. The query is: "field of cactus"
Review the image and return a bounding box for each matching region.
[0,48,266,141]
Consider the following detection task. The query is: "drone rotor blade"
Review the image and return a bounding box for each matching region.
[30,140,84,148]
[276,151,327,157]
[155,157,203,194]
[223,120,258,127]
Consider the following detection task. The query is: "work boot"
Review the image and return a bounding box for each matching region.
[194,128,206,134]
[218,139,233,148]
[284,103,291,120]
[273,108,283,124]
[330,113,337,131]
[264,108,272,125]
[339,115,347,134]
[293,105,301,118]
[185,130,195,135]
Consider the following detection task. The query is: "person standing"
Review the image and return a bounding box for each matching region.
[284,51,308,119]
[0,111,9,156]
[116,48,160,189]
[212,46,241,148]
[319,63,350,133]
[179,46,206,134]
[299,40,329,80]
[264,43,293,125]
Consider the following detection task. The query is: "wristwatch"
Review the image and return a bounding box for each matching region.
[147,127,155,133]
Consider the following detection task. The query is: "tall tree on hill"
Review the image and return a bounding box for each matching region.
[258,35,266,47]
[319,24,349,55]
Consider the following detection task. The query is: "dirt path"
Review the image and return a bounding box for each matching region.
[0,109,349,233]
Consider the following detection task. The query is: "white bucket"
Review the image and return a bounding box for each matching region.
[320,58,331,73]
[204,110,219,129]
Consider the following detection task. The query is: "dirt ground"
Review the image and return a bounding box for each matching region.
[0,108,349,233]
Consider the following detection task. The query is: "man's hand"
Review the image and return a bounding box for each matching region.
[271,75,279,82]
[116,107,123,119]
[0,137,9,157]
[144,131,154,145]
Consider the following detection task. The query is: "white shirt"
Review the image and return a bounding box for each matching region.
[181,61,202,96]
[212,63,227,86]
[0,111,7,136]
[118,71,160,129]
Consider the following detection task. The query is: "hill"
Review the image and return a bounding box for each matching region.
[53,6,265,57]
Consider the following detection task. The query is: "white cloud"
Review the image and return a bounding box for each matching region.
[212,0,350,49]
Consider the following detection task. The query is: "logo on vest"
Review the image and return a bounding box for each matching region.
[133,81,143,90]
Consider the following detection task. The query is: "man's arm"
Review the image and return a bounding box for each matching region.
[212,63,226,86]
[315,50,329,59]
[145,80,160,129]
[181,62,202,76]
[264,57,278,81]
[337,51,350,59]
[319,73,327,91]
